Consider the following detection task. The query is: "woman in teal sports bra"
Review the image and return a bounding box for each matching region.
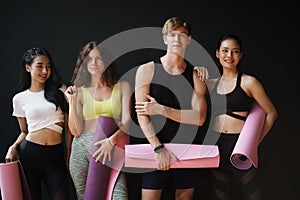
[65,41,131,200]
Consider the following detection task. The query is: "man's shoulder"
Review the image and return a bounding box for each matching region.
[138,61,155,72]
[185,59,195,69]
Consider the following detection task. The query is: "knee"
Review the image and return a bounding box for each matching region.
[175,189,194,200]
[142,189,162,200]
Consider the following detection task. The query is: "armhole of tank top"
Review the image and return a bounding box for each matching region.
[152,61,156,81]
[81,87,86,94]
[81,87,92,105]
[111,82,119,96]
[81,87,88,99]
[212,78,220,93]
[146,61,156,84]
[237,72,242,87]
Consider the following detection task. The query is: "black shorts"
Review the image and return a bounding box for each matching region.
[142,168,198,189]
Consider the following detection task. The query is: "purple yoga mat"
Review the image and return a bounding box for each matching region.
[0,160,31,200]
[84,115,120,200]
[230,103,266,170]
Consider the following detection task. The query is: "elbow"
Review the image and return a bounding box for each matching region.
[196,110,207,126]
[198,117,206,126]
[68,121,82,138]
[271,109,278,122]
[69,127,81,138]
[71,131,80,138]
[72,132,80,138]
[265,109,278,126]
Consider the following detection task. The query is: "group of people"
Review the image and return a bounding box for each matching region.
[4,16,277,200]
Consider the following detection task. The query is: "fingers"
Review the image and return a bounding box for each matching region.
[158,163,170,171]
[92,148,101,161]
[5,157,16,163]
[95,151,110,165]
[156,150,172,171]
[157,152,177,170]
[92,140,112,165]
[102,154,107,165]
[135,110,148,116]
[135,102,146,107]
[204,68,209,79]
[144,94,155,101]
[65,85,78,95]
[135,100,153,107]
[94,149,107,164]
[94,140,103,146]
[108,151,111,162]
[158,159,170,171]
[135,94,156,108]
[135,102,148,115]
[199,68,206,81]
[5,149,18,162]
[194,66,209,81]
[135,101,154,108]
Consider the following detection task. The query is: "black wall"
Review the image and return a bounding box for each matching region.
[0,0,299,199]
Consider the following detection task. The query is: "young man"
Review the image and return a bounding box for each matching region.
[134,16,207,200]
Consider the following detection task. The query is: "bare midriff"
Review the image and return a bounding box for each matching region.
[25,122,63,145]
[213,112,248,134]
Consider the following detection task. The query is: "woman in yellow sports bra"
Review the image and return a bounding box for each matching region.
[65,42,131,200]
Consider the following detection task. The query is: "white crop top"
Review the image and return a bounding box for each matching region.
[12,89,64,133]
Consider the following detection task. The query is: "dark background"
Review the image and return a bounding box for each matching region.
[0,0,299,199]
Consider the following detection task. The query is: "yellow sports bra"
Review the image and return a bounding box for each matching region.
[82,82,121,120]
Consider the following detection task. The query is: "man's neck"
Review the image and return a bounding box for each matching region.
[160,53,187,75]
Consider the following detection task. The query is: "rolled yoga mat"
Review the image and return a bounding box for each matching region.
[230,102,266,170]
[0,160,31,200]
[84,115,129,200]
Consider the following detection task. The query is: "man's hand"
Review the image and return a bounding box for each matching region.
[135,94,163,116]
[155,148,177,171]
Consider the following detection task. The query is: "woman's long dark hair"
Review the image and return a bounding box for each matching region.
[71,41,119,87]
[20,47,68,112]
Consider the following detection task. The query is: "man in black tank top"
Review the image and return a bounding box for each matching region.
[134,16,208,200]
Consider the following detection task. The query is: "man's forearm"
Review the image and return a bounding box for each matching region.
[161,106,202,125]
[137,115,162,148]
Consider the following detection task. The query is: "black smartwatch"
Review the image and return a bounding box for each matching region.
[154,144,164,153]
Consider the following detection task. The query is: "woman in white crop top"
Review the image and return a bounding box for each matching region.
[65,41,131,200]
[5,47,70,199]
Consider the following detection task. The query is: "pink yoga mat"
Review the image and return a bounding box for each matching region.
[125,143,220,168]
[106,134,129,200]
[230,102,266,170]
[0,160,31,200]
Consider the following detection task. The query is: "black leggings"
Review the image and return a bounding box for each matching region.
[19,140,69,200]
[210,132,262,200]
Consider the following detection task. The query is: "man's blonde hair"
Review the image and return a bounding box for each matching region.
[162,16,191,36]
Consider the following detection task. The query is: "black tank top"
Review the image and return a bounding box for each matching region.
[211,72,254,121]
[149,58,199,144]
